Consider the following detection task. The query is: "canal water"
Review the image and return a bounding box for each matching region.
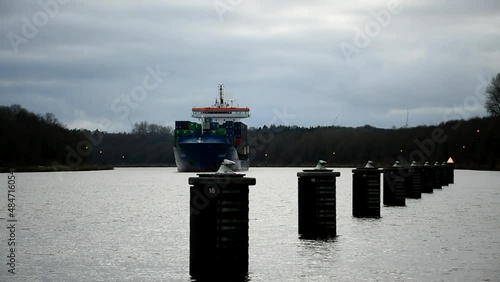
[1,168,499,281]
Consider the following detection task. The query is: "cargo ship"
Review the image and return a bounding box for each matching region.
[173,85,250,172]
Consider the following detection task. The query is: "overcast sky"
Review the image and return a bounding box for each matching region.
[1,0,499,132]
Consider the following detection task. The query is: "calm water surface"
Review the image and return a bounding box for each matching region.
[1,168,499,281]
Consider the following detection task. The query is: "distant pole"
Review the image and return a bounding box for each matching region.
[405,109,409,128]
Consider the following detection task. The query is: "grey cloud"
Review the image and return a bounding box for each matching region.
[0,0,498,131]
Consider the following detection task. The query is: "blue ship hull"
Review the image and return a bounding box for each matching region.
[173,136,249,172]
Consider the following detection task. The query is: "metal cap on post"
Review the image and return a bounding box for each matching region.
[189,159,256,280]
[297,160,340,239]
[365,160,375,168]
[216,159,236,174]
[315,159,328,170]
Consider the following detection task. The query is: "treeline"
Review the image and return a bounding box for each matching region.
[87,122,175,165]
[0,104,88,168]
[0,105,175,170]
[246,117,500,170]
[1,104,499,171]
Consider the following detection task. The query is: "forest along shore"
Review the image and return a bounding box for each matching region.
[1,105,499,172]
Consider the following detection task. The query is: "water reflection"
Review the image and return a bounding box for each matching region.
[2,168,499,281]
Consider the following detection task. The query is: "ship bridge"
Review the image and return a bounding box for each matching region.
[191,84,250,123]
[191,107,250,119]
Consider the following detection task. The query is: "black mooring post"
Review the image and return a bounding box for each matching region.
[421,161,434,193]
[448,163,455,184]
[383,161,406,206]
[404,161,422,199]
[188,161,256,280]
[441,162,450,186]
[352,161,382,218]
[433,161,443,189]
[297,160,341,239]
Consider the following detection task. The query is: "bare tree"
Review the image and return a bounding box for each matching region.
[485,73,500,117]
[132,121,149,134]
[132,121,172,135]
[43,112,61,126]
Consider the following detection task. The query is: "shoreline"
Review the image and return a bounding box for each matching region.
[2,164,499,173]
[0,164,115,173]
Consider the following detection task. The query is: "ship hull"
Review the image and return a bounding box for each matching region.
[174,142,249,172]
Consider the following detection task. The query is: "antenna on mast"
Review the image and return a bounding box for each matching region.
[333,112,340,125]
[405,109,409,128]
[128,117,134,131]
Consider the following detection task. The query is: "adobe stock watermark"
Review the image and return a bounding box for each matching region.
[50,65,170,181]
[7,0,70,54]
[338,0,402,63]
[385,74,493,187]
[110,65,170,119]
[190,107,294,215]
[246,106,296,163]
[190,176,232,215]
[443,74,492,129]
[213,0,244,21]
[6,169,17,275]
